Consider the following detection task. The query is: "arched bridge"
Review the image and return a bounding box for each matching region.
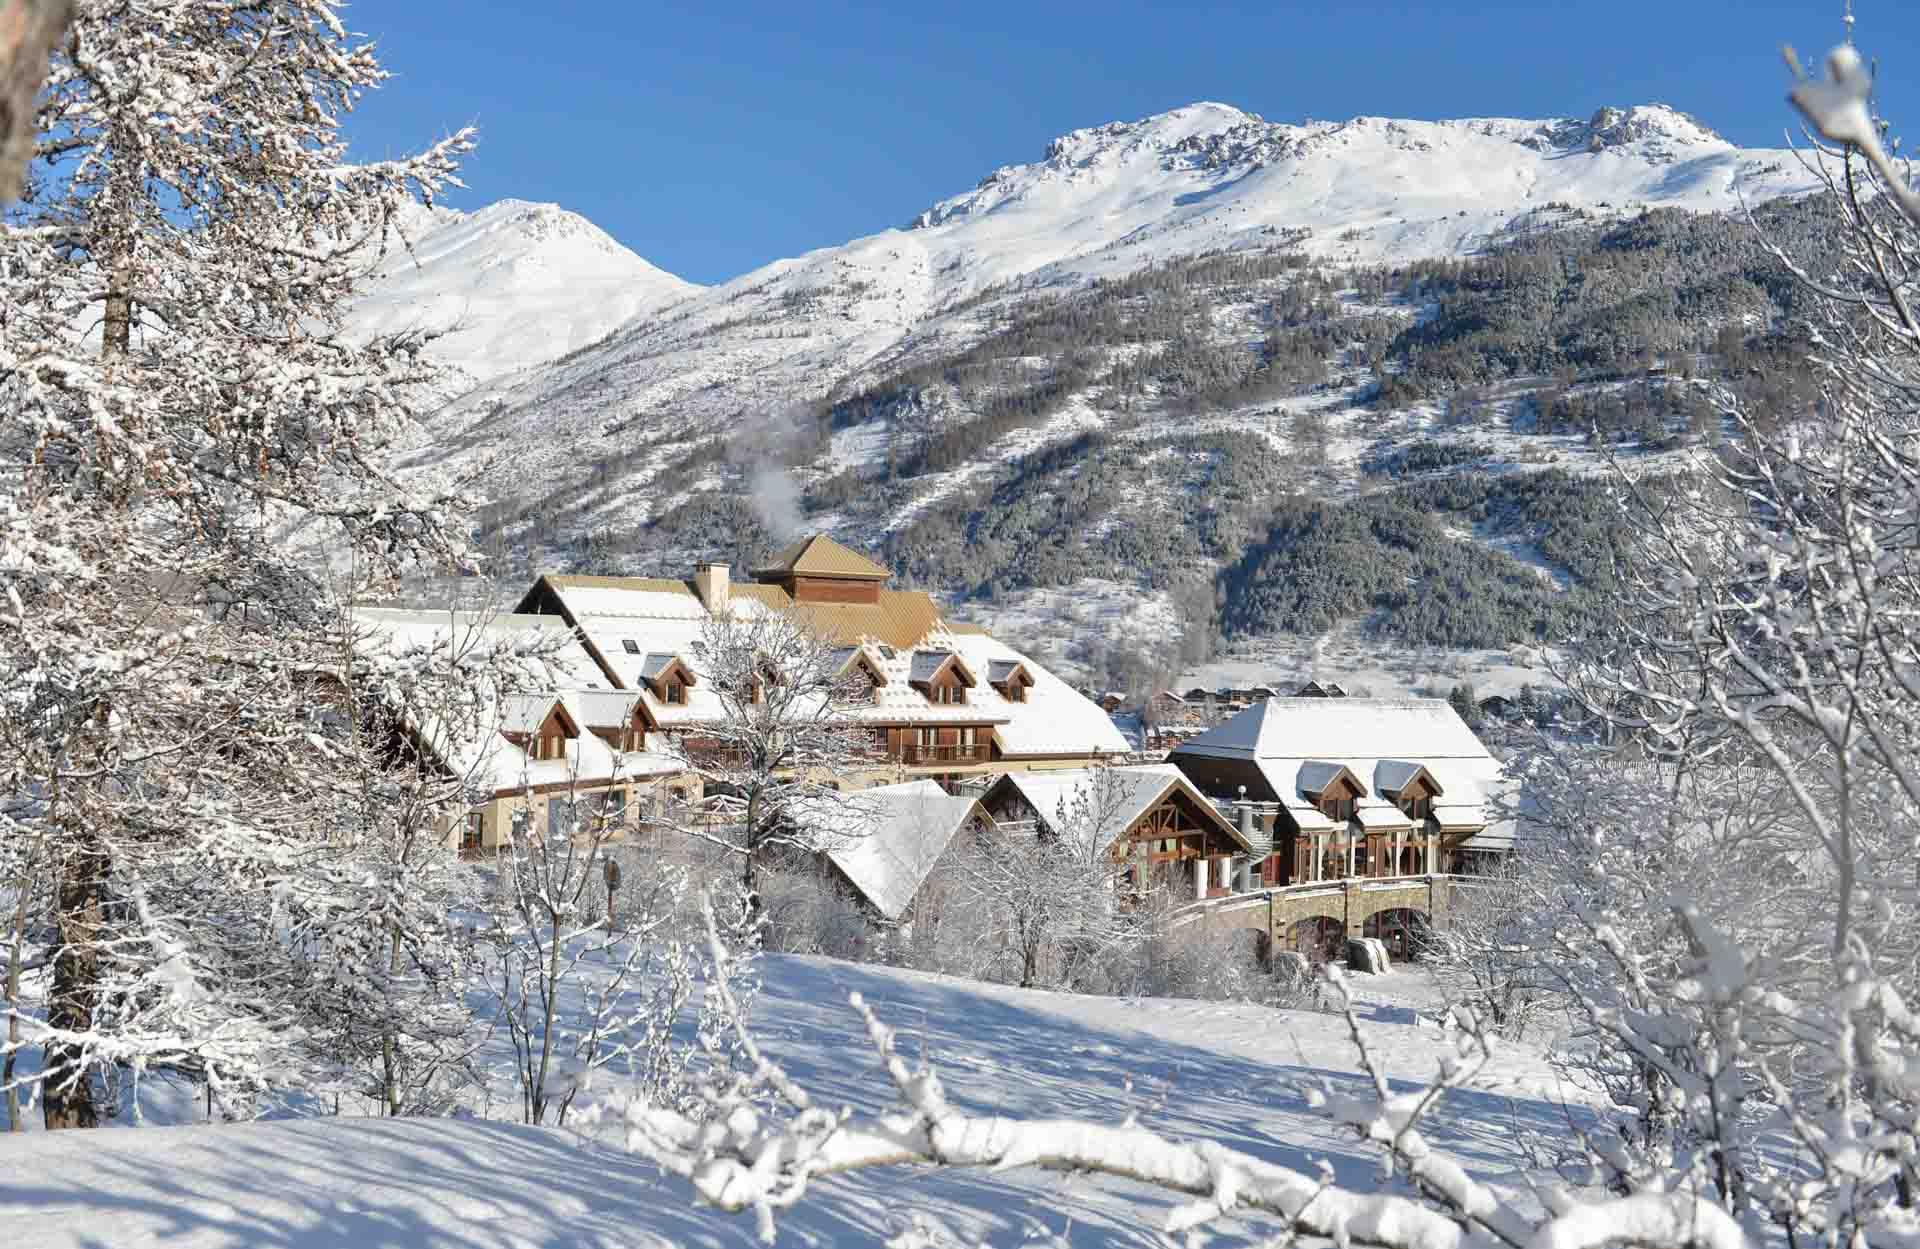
[1168,875,1492,961]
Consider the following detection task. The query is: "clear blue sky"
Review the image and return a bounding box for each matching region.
[342,1,1917,286]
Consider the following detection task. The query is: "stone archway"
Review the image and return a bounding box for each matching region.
[1362,907,1432,962]
[1290,915,1345,963]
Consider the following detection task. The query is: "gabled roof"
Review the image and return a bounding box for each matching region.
[987,659,1033,687]
[756,534,891,581]
[830,646,889,686]
[500,693,577,738]
[809,781,988,922]
[638,652,695,686]
[1373,760,1441,796]
[909,649,976,688]
[573,690,647,732]
[1296,761,1364,797]
[986,765,1254,855]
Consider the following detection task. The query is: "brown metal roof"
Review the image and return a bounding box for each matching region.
[790,589,942,649]
[755,534,891,580]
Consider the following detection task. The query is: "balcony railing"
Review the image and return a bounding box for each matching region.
[898,742,989,766]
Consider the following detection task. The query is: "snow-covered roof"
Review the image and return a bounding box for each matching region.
[987,659,1029,686]
[348,607,610,691]
[1170,698,1504,832]
[512,570,1123,760]
[573,690,643,731]
[987,765,1252,855]
[499,693,565,736]
[812,781,987,922]
[1175,698,1489,762]
[940,631,1129,758]
[909,649,970,686]
[344,610,687,796]
[1354,800,1414,831]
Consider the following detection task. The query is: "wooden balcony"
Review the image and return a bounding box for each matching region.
[898,742,989,766]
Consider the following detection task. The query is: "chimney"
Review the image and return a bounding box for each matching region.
[694,562,730,614]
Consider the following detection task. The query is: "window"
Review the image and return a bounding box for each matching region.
[1403,796,1430,820]
[599,788,627,827]
[1322,796,1353,822]
[931,682,965,705]
[664,681,685,705]
[622,639,640,655]
[461,810,484,855]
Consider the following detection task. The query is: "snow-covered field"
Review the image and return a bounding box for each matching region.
[0,955,1583,1248]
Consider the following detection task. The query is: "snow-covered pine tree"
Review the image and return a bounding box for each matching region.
[0,1,476,1127]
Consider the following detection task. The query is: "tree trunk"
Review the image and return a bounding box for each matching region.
[3,859,30,1131]
[102,256,133,358]
[0,0,71,202]
[43,834,107,1129]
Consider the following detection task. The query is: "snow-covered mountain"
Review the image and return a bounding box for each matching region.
[349,198,699,388]
[393,100,1807,493]
[375,100,1824,686]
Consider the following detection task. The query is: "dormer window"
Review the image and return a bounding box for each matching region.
[622,639,641,655]
[501,694,580,763]
[639,653,697,707]
[987,659,1034,703]
[908,650,976,707]
[1321,796,1354,822]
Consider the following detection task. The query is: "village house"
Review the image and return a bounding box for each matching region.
[1167,697,1511,888]
[349,607,690,856]
[354,536,1127,854]
[796,780,993,926]
[979,764,1258,903]
[511,535,1129,788]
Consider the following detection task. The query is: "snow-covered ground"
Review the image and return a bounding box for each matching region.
[1,953,1584,1248]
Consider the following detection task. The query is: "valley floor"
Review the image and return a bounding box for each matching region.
[0,956,1584,1248]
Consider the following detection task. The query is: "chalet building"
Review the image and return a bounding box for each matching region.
[979,764,1257,902]
[348,608,688,856]
[1167,698,1511,886]
[1293,680,1349,699]
[512,535,1128,786]
[800,780,992,925]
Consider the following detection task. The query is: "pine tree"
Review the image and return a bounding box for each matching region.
[1,1,474,1127]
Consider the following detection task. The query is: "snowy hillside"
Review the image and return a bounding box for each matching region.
[349,198,699,389]
[0,954,1577,1247]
